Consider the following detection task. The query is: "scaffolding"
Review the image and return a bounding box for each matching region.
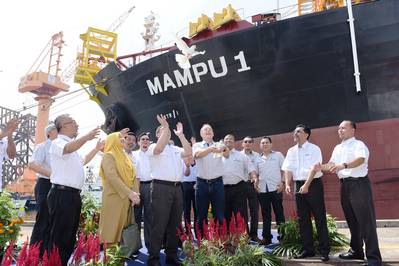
[0,106,36,188]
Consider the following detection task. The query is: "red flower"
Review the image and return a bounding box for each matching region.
[48,245,62,266]
[2,241,15,266]
[72,233,86,264]
[202,220,210,240]
[16,241,28,266]
[26,242,41,266]
[195,223,202,246]
[42,250,49,266]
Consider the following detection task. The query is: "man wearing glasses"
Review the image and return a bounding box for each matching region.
[241,136,261,242]
[132,132,152,249]
[282,124,330,262]
[47,114,102,265]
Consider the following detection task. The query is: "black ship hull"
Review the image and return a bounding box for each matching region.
[91,0,399,218]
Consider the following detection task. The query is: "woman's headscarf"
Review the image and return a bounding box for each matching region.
[99,132,135,188]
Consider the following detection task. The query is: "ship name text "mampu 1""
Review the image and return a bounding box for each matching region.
[146,51,251,96]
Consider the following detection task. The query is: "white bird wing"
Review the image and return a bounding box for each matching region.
[174,36,190,55]
[175,54,191,69]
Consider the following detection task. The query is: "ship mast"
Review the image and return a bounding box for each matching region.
[142,12,160,52]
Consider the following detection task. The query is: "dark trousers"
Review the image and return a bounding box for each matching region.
[195,177,225,232]
[295,178,330,255]
[247,181,260,239]
[182,181,197,228]
[224,181,248,225]
[47,187,82,266]
[340,176,382,266]
[30,178,52,253]
[259,191,285,241]
[134,181,152,248]
[148,181,183,266]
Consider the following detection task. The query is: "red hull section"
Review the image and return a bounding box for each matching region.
[250,118,399,220]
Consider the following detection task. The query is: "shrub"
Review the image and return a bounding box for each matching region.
[273,213,349,257]
[79,194,101,236]
[0,192,23,252]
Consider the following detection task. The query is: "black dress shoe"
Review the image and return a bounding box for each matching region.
[294,250,315,259]
[321,254,329,262]
[165,257,183,266]
[128,254,139,261]
[339,251,364,260]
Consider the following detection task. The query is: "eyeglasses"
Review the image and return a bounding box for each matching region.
[243,140,253,143]
[140,138,150,141]
[62,120,76,127]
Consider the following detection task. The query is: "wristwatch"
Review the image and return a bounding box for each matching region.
[343,163,348,169]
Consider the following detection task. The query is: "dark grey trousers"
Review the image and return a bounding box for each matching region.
[247,181,260,239]
[134,181,152,248]
[148,181,183,266]
[340,176,382,266]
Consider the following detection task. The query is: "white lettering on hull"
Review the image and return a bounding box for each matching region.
[147,51,250,96]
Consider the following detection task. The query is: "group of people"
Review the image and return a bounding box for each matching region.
[1,113,382,266]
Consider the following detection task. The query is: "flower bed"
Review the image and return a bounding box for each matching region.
[178,213,281,266]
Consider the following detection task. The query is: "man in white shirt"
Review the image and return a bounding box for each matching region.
[131,132,152,249]
[282,124,330,262]
[47,114,101,266]
[241,136,261,242]
[255,136,285,246]
[223,134,256,225]
[193,124,229,233]
[147,115,191,266]
[29,124,58,253]
[0,117,19,190]
[123,132,137,158]
[313,121,381,266]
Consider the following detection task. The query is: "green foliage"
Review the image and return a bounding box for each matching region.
[84,245,126,266]
[79,193,101,236]
[0,191,23,250]
[273,214,349,257]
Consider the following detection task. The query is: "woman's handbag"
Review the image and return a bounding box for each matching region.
[120,206,142,257]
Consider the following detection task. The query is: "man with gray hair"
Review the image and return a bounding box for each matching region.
[0,117,19,191]
[47,114,103,265]
[29,124,58,253]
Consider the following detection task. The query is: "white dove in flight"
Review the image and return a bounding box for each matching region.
[174,35,205,69]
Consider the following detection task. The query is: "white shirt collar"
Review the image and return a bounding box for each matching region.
[58,134,72,142]
[342,137,356,145]
[297,140,309,149]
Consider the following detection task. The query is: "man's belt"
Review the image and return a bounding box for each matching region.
[153,179,181,186]
[52,184,81,193]
[197,176,222,183]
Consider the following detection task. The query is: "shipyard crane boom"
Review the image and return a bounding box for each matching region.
[61,5,135,83]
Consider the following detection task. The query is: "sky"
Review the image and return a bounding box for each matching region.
[0,0,294,168]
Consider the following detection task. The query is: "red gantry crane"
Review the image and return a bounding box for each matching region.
[18,32,69,144]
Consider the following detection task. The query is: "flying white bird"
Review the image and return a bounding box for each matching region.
[174,35,205,69]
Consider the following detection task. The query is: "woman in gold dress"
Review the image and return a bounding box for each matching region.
[99,130,140,245]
